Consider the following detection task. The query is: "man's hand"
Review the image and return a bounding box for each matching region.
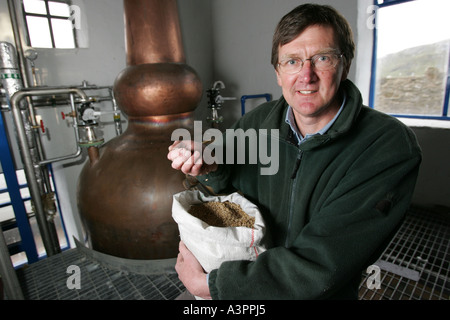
[175,241,212,300]
[167,140,218,176]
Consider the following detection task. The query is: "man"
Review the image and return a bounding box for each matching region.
[167,3,421,299]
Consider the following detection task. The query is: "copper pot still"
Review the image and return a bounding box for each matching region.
[76,0,202,259]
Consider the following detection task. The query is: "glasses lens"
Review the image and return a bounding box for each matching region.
[313,54,338,71]
[279,53,341,74]
[279,59,301,74]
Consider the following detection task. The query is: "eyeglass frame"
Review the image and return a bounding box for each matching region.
[277,51,344,74]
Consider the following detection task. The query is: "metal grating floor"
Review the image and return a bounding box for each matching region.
[16,248,185,300]
[359,207,450,300]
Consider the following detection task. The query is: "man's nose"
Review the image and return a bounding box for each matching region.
[298,60,316,83]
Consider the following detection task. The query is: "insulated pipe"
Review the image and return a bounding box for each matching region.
[11,88,88,257]
[7,0,30,89]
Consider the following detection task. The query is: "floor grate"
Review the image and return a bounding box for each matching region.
[16,248,185,300]
[359,206,450,300]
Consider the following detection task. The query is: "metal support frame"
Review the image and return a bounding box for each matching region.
[0,109,39,263]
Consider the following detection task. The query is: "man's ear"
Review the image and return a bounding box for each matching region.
[276,69,282,87]
[341,61,351,82]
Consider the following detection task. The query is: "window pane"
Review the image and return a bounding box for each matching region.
[0,173,6,189]
[26,16,52,48]
[48,1,70,17]
[23,0,47,14]
[51,19,75,48]
[374,0,450,116]
[446,90,450,117]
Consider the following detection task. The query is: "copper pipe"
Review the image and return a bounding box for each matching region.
[123,0,185,65]
[87,146,99,165]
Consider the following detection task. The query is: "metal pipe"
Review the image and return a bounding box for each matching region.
[87,146,99,165]
[123,0,185,65]
[0,230,24,299]
[109,88,122,136]
[21,84,113,92]
[4,0,62,219]
[10,88,88,257]
[38,93,82,166]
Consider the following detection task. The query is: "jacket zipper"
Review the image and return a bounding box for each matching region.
[286,149,303,247]
[290,150,303,179]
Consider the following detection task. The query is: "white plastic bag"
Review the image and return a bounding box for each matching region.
[172,190,267,274]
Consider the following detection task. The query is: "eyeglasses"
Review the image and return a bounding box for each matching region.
[277,52,343,74]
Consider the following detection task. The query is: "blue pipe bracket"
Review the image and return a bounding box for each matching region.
[241,94,272,116]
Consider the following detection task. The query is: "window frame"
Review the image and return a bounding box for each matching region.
[369,0,450,120]
[22,0,77,49]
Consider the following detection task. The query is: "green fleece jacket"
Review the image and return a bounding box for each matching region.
[197,79,422,300]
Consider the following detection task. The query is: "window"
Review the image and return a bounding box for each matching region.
[22,0,77,49]
[370,0,450,120]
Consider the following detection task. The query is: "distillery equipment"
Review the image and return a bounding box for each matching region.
[76,0,202,259]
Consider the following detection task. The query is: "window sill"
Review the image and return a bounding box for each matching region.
[397,117,450,129]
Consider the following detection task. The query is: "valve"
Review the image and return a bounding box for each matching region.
[206,80,236,126]
[31,117,46,133]
[79,103,121,122]
[61,111,76,120]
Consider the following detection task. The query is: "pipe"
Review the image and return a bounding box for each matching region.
[7,0,30,89]
[0,230,24,299]
[5,0,62,220]
[109,88,122,136]
[11,88,88,257]
[38,93,82,166]
[87,146,99,165]
[123,0,185,65]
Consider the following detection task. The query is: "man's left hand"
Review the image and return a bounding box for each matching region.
[175,241,212,300]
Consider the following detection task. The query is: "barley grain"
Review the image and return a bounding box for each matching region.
[188,201,255,228]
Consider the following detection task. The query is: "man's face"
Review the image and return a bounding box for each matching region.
[276,25,349,125]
